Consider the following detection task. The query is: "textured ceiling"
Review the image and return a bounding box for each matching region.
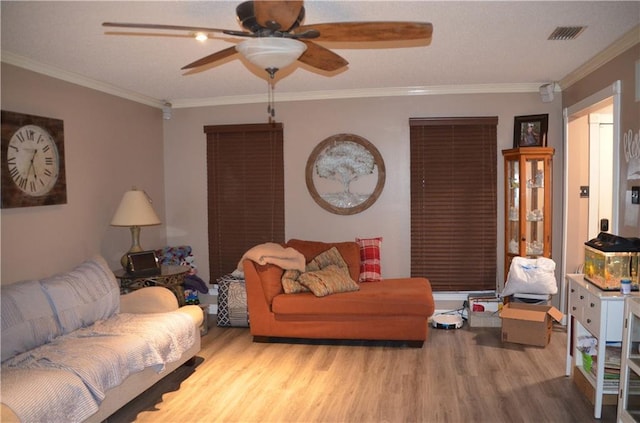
[1,1,639,107]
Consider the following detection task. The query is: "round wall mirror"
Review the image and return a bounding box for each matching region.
[305,133,386,215]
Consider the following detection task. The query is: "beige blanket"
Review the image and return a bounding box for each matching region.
[236,242,306,274]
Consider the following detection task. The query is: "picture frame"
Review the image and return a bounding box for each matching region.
[513,114,548,148]
[1,110,67,208]
[126,250,160,276]
[305,133,385,215]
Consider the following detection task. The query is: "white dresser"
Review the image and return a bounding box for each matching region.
[565,274,638,419]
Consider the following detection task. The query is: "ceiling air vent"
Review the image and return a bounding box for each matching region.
[548,26,586,40]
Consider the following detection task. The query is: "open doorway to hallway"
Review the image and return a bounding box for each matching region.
[561,81,621,314]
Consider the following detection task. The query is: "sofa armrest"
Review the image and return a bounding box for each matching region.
[120,287,204,327]
[120,286,179,314]
[1,404,19,423]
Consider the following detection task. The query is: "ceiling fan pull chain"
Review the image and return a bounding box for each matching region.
[267,72,276,124]
[270,81,275,122]
[266,79,271,118]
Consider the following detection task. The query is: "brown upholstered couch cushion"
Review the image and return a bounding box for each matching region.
[272,278,432,316]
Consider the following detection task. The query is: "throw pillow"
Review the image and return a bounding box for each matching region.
[40,256,120,334]
[286,239,361,282]
[281,269,309,294]
[298,265,360,297]
[356,237,382,282]
[309,246,350,272]
[1,279,62,362]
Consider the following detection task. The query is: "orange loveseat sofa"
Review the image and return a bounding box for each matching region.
[243,239,435,347]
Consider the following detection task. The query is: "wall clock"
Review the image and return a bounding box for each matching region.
[306,133,385,215]
[1,110,67,208]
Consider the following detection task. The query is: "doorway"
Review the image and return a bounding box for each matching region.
[561,81,621,314]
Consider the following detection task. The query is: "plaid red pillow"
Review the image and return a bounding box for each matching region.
[356,237,382,282]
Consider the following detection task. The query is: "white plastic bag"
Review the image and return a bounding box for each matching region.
[502,257,558,297]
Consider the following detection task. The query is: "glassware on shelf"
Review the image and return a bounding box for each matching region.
[525,170,545,188]
[509,239,519,254]
[526,240,544,256]
[526,209,543,221]
[509,206,519,221]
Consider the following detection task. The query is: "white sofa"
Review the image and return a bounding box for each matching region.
[0,256,203,423]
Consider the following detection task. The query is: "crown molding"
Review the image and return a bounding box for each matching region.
[1,51,165,108]
[6,22,639,109]
[170,83,543,109]
[2,50,543,110]
[560,25,640,90]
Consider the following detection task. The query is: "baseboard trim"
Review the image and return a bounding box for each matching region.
[433,291,497,315]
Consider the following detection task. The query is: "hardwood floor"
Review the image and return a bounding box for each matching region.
[107,317,617,422]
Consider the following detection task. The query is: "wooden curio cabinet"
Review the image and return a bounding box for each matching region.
[503,147,554,278]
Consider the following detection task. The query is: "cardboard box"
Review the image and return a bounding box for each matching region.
[573,366,618,406]
[500,302,564,347]
[467,294,502,328]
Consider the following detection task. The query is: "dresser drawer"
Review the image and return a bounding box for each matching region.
[569,279,602,337]
[582,292,601,337]
[569,280,588,319]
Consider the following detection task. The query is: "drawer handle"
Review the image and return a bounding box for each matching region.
[571,288,575,293]
[580,295,585,300]
[572,306,576,311]
[590,303,595,307]
[587,319,592,324]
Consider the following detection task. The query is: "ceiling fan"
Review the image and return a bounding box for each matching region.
[103,0,432,121]
[103,0,433,77]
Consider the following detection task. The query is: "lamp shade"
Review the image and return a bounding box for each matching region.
[110,189,161,227]
[236,37,307,71]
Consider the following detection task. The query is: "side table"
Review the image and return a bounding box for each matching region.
[114,265,191,305]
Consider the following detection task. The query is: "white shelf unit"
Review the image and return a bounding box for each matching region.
[565,274,638,419]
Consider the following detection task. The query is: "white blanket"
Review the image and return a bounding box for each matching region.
[1,367,99,423]
[236,242,306,275]
[1,311,196,422]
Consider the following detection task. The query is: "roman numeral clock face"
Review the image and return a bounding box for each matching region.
[8,125,59,196]
[1,111,67,208]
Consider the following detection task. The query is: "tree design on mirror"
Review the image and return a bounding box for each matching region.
[306,133,385,215]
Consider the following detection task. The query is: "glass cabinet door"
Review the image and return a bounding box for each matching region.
[620,297,640,422]
[524,157,545,256]
[503,147,554,280]
[506,158,520,255]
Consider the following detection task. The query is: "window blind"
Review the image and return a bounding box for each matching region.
[204,123,284,281]
[409,117,498,291]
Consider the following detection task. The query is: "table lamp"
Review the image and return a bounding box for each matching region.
[111,188,161,269]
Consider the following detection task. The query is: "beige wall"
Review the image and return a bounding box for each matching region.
[163,93,563,285]
[1,64,167,284]
[4,43,634,290]
[562,43,640,237]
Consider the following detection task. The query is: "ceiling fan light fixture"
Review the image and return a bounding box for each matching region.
[194,32,208,42]
[236,37,307,72]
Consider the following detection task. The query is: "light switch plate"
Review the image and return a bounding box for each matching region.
[580,186,589,198]
[632,186,640,205]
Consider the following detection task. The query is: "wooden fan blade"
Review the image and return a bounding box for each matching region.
[253,0,303,31]
[296,22,433,42]
[297,41,348,72]
[102,22,245,35]
[182,46,239,70]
